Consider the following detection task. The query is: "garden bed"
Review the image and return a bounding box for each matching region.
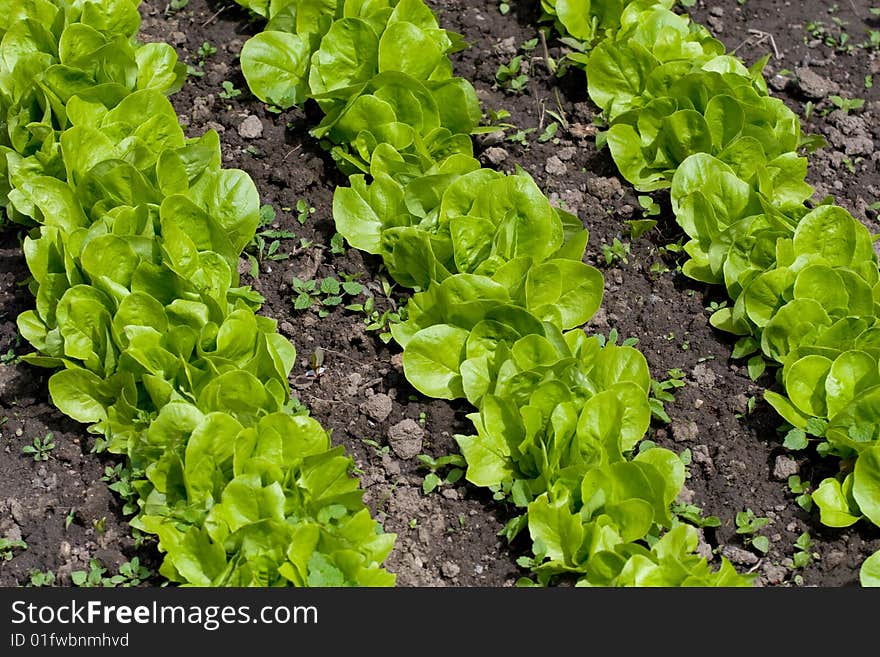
[1,0,879,587]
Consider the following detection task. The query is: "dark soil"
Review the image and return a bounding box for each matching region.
[2,0,879,588]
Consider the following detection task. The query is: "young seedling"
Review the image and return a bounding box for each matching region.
[295,199,316,225]
[363,302,407,343]
[679,448,692,468]
[803,100,815,121]
[783,417,827,451]
[657,238,685,266]
[218,80,241,100]
[735,508,771,554]
[506,127,537,148]
[481,107,516,133]
[828,94,864,114]
[101,463,141,516]
[787,475,813,512]
[417,453,466,495]
[792,532,819,569]
[329,232,346,255]
[705,299,728,314]
[672,502,721,529]
[499,513,529,544]
[109,558,152,587]
[71,559,107,587]
[495,55,529,93]
[197,41,217,63]
[805,18,854,53]
[735,396,757,420]
[167,0,189,12]
[595,328,639,348]
[637,195,661,217]
[649,260,670,276]
[292,274,364,318]
[28,570,56,587]
[186,40,216,78]
[0,346,20,364]
[537,121,559,144]
[283,396,310,417]
[0,538,27,561]
[245,204,296,278]
[601,237,630,266]
[22,432,55,461]
[348,277,407,343]
[650,368,686,424]
[72,557,152,587]
[360,438,390,458]
[626,218,658,240]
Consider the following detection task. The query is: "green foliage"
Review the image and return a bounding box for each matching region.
[197,41,217,63]
[22,433,55,461]
[861,550,880,586]
[601,237,630,265]
[72,557,151,587]
[245,204,296,278]
[792,532,817,569]
[829,95,865,113]
[0,0,395,588]
[788,475,813,512]
[637,195,661,217]
[417,453,466,495]
[672,502,721,529]
[0,538,27,561]
[495,56,529,93]
[295,199,316,225]
[538,122,559,143]
[230,0,753,587]
[292,275,364,318]
[350,294,407,345]
[783,427,809,451]
[101,463,141,516]
[219,80,242,99]
[650,368,686,424]
[627,218,657,239]
[541,0,880,581]
[735,508,770,554]
[28,570,56,587]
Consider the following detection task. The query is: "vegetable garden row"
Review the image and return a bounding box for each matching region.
[1,0,877,586]
[0,0,393,586]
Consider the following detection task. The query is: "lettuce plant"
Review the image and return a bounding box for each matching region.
[0,0,395,587]
[236,0,754,586]
[540,0,880,584]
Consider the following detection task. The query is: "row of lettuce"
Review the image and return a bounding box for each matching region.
[234,0,753,586]
[0,0,395,586]
[540,0,880,584]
